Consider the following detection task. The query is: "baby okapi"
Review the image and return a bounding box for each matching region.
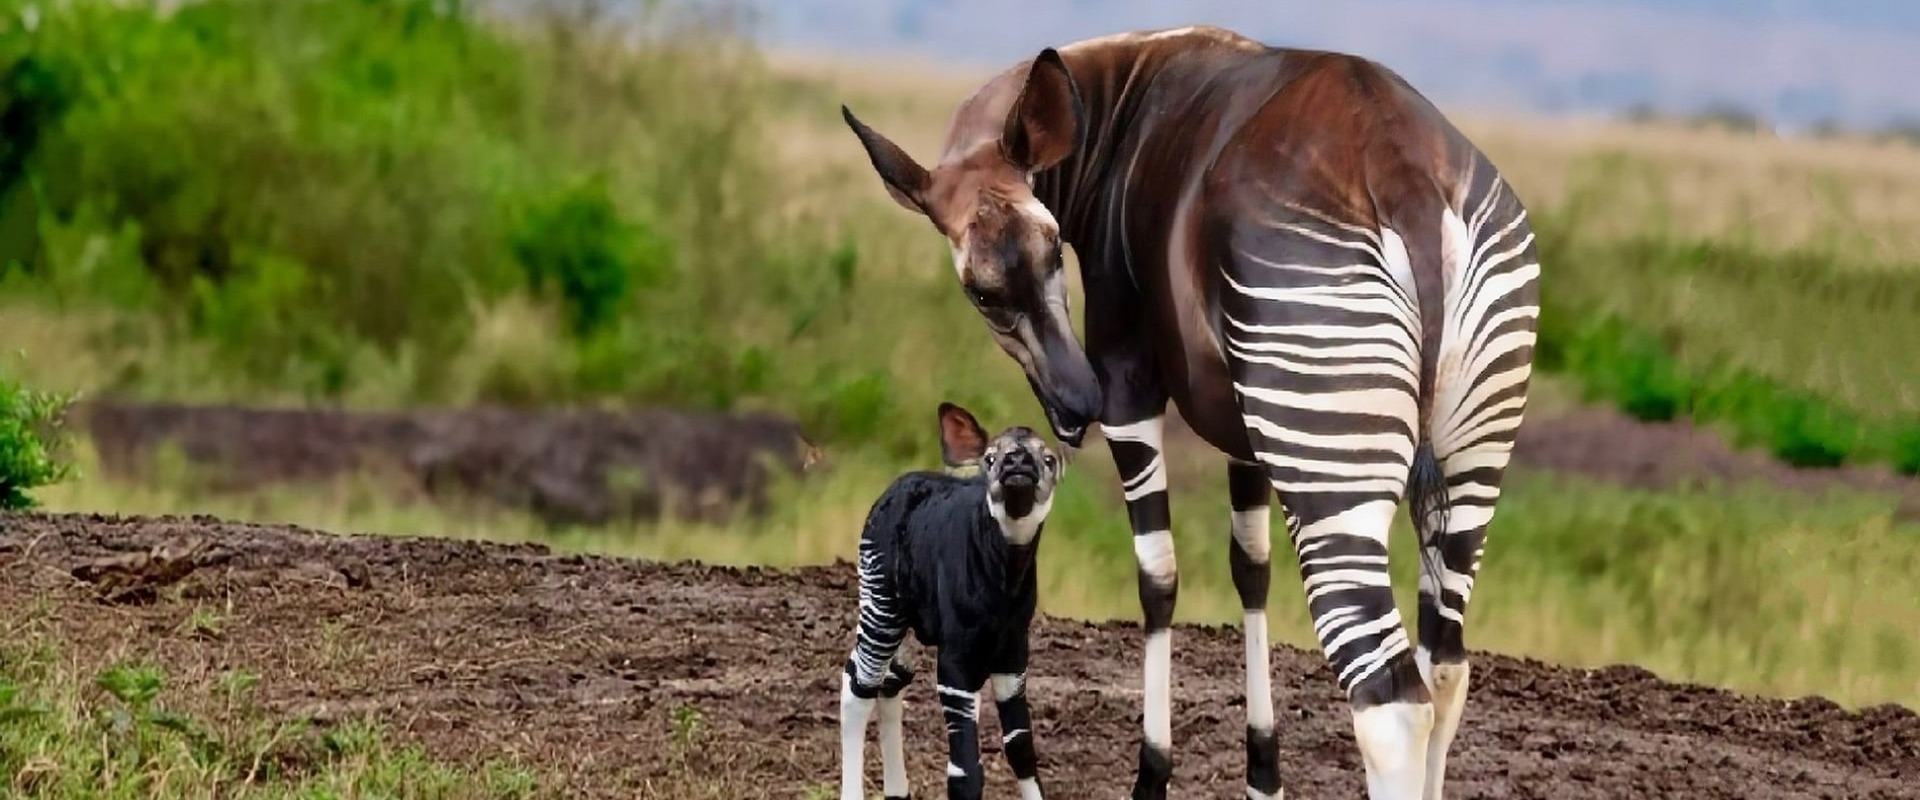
[839,402,1062,800]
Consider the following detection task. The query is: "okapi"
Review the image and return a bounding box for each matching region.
[840,25,1541,800]
[839,402,1062,800]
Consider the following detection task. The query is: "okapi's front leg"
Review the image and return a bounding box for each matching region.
[991,636,1044,800]
[1227,458,1282,799]
[937,654,988,800]
[1101,409,1178,799]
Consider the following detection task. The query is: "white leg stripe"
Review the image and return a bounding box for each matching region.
[1020,777,1045,800]
[1243,611,1275,732]
[1352,702,1434,800]
[1231,506,1272,562]
[991,673,1026,700]
[1134,529,1177,588]
[878,695,908,797]
[840,674,875,800]
[1144,629,1173,748]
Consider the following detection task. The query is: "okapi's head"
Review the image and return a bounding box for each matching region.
[841,48,1102,449]
[937,402,1060,546]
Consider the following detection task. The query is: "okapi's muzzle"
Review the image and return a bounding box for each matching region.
[1027,325,1101,450]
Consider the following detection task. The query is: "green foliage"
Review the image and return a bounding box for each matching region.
[0,0,846,412]
[509,175,672,339]
[0,642,543,797]
[0,367,74,509]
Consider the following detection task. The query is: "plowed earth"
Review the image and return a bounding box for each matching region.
[3,513,1916,799]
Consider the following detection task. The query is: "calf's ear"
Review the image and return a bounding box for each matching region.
[937,402,990,468]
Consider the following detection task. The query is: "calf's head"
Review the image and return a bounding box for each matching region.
[938,402,1060,546]
[841,48,1102,449]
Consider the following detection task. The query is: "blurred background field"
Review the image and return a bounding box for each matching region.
[4,0,1920,767]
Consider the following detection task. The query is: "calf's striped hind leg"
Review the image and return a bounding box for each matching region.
[842,539,912,800]
[1227,458,1282,799]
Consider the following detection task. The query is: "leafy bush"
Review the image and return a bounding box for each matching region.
[0,0,821,407]
[0,368,74,509]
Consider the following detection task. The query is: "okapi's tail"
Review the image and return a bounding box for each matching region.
[1381,181,1456,543]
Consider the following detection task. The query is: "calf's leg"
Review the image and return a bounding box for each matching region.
[937,654,987,800]
[992,638,1043,800]
[842,538,909,800]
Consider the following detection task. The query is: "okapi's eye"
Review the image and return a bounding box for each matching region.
[983,452,997,468]
[965,286,991,307]
[1043,452,1057,469]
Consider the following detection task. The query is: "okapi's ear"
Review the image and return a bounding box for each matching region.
[842,104,934,218]
[1000,47,1084,173]
[936,402,990,468]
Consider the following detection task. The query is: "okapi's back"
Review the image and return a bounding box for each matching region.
[1210,49,1481,230]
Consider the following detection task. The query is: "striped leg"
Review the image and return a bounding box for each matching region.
[992,638,1044,800]
[1416,173,1540,800]
[1227,458,1282,799]
[937,656,987,800]
[842,538,911,800]
[1103,412,1178,799]
[1224,217,1433,799]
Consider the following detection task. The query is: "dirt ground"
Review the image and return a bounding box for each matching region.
[3,512,1915,799]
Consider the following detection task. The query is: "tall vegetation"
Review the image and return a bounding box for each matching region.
[4,0,1920,474]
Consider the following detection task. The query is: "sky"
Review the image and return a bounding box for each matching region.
[688,0,1911,132]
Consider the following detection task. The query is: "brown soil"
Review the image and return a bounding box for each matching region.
[3,512,1915,799]
[76,401,822,526]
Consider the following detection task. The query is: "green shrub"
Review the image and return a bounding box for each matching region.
[0,0,796,407]
[0,368,75,510]
[509,175,673,339]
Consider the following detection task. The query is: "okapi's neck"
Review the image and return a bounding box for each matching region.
[1027,44,1150,282]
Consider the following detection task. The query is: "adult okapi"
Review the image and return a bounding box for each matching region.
[840,25,1540,800]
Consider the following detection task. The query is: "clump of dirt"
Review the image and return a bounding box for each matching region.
[77,401,822,526]
[2,511,1915,799]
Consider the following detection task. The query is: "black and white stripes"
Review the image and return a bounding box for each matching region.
[1212,167,1539,797]
[839,405,1062,800]
[1100,415,1179,793]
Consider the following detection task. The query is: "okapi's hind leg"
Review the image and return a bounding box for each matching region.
[1226,458,1282,799]
[1411,435,1518,800]
[841,539,911,800]
[1416,166,1541,800]
[1222,217,1435,798]
[877,661,915,800]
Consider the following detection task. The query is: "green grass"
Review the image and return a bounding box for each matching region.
[0,619,544,798]
[34,433,1920,713]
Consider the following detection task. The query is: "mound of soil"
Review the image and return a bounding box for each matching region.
[77,401,822,526]
[2,512,1914,798]
[72,397,1920,531]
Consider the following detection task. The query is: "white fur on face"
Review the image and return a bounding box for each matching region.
[989,491,1052,547]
